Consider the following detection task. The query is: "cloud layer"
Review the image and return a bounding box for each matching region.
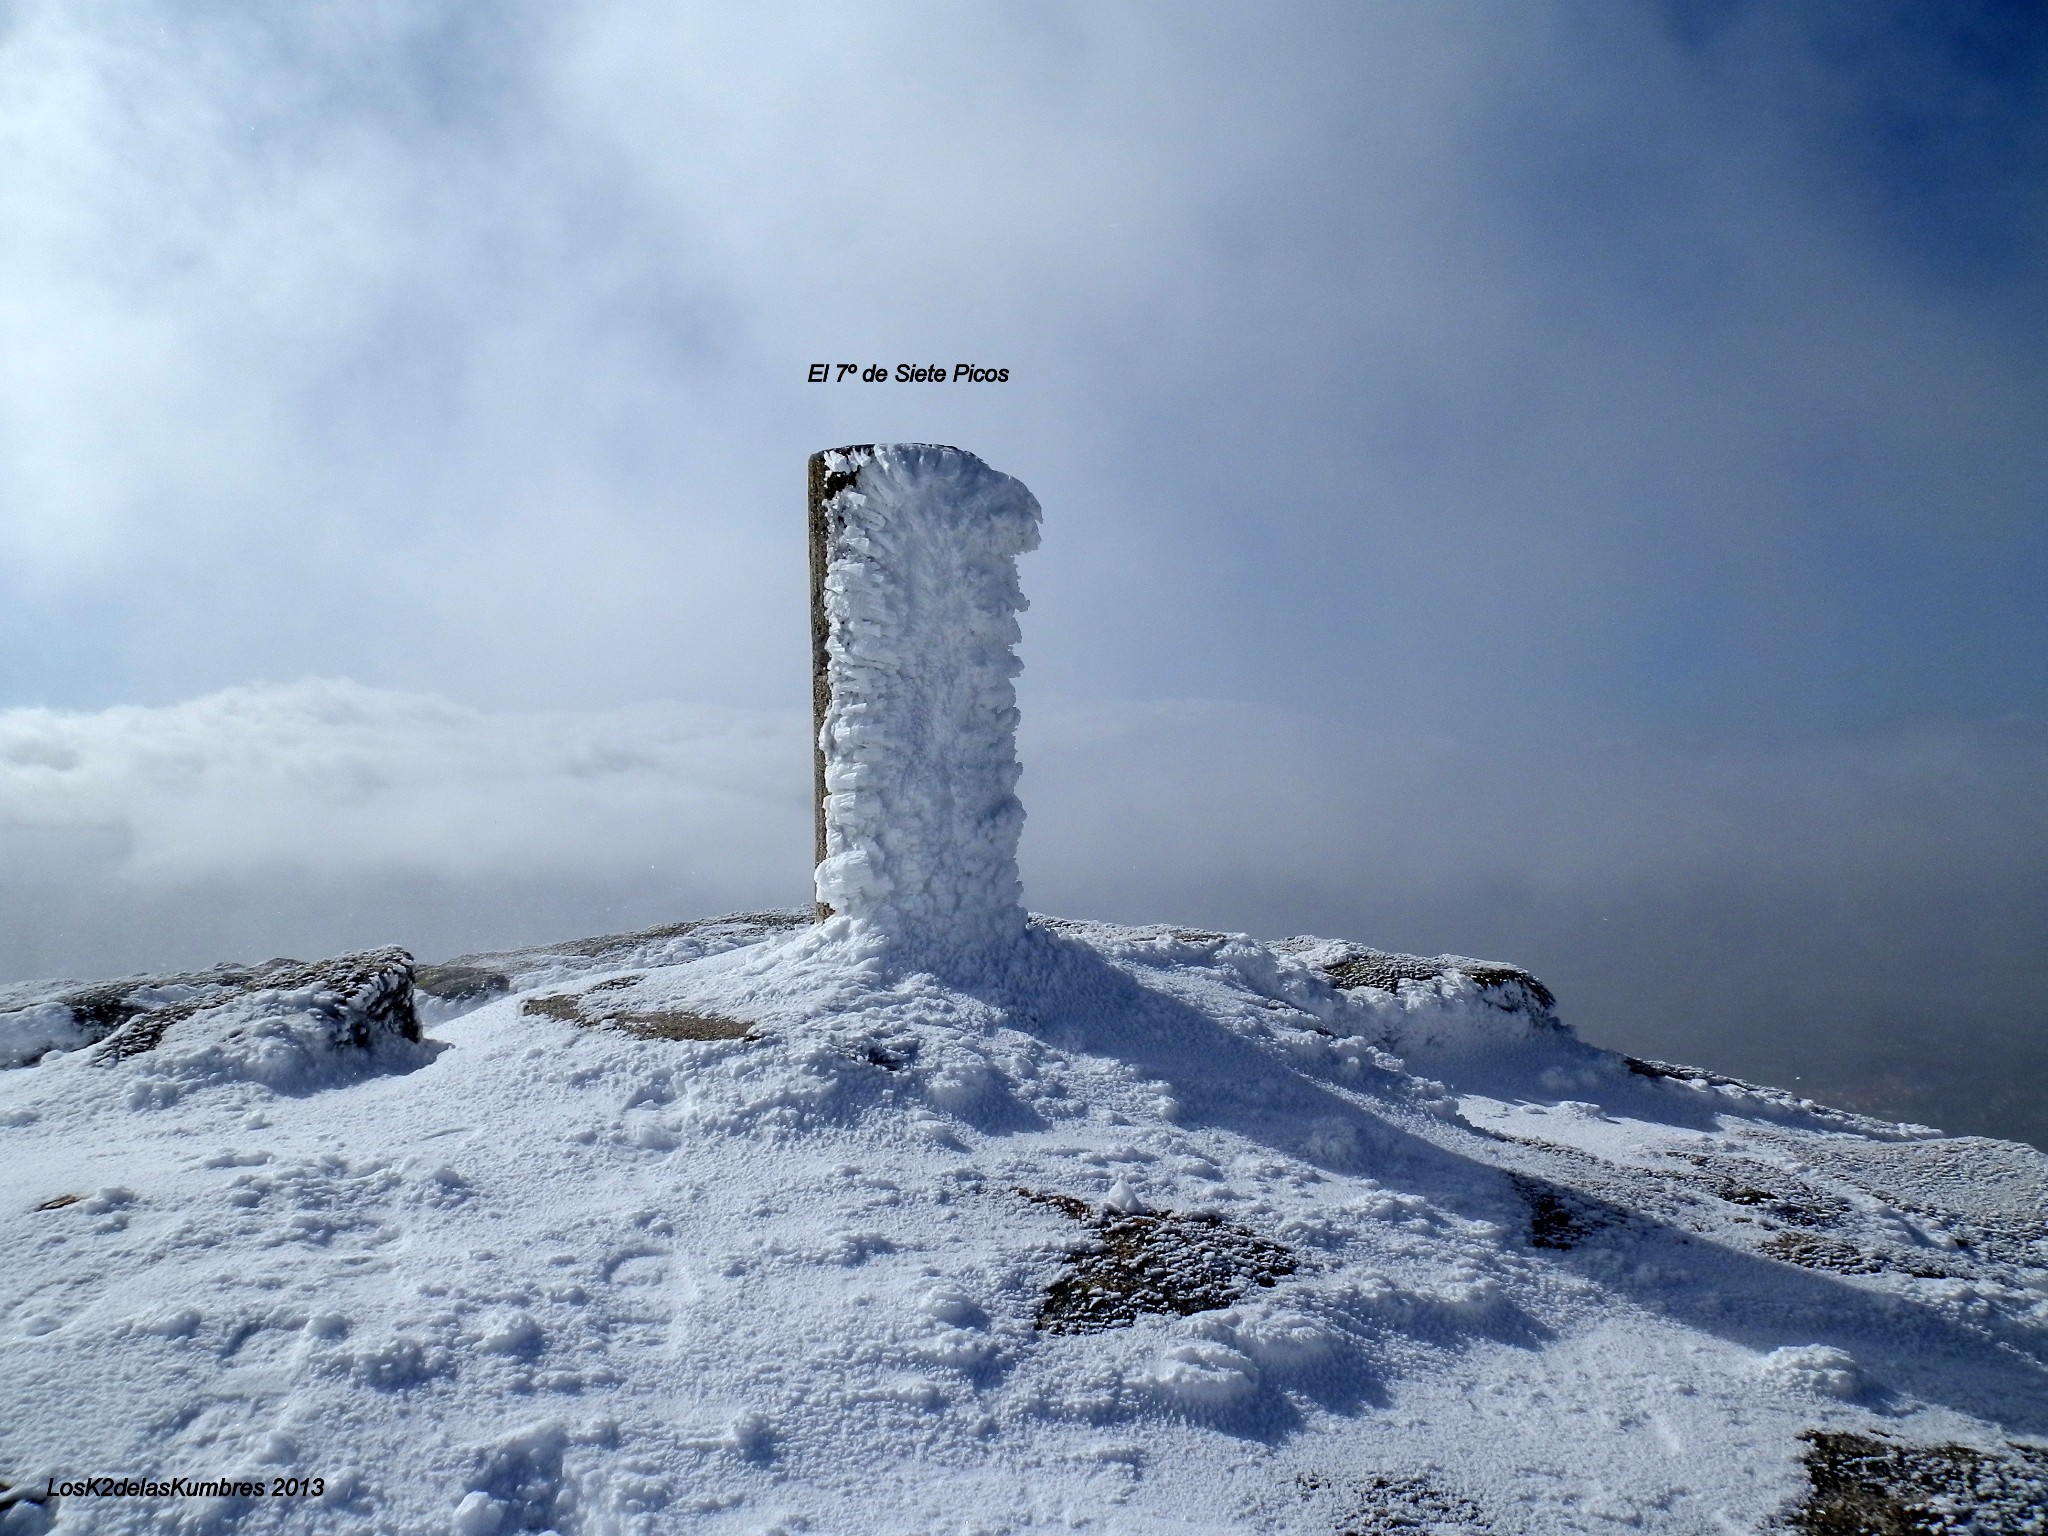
[3,3,2042,727]
[4,682,2042,1147]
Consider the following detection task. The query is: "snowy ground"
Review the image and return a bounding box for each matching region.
[3,913,2044,1534]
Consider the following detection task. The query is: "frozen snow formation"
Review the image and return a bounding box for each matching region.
[1758,1344,1868,1400]
[810,444,1040,965]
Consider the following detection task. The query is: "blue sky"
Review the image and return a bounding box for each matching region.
[1,1,2044,1141]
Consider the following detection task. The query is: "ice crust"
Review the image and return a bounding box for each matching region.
[812,444,1040,965]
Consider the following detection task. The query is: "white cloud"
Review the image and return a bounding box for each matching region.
[2,677,2037,982]
[0,680,810,975]
[0,677,807,884]
[6,2,2036,728]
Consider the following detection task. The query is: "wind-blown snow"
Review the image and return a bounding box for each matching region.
[2,913,2044,1533]
[812,445,1040,964]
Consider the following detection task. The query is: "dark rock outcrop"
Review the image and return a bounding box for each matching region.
[0,948,418,1067]
[1023,1190,1297,1334]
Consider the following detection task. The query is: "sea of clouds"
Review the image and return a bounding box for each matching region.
[4,680,2043,1147]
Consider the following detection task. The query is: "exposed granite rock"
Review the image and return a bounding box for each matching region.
[0,948,418,1067]
[1023,1189,1296,1334]
[1299,941,1556,1016]
[413,963,511,1005]
[1787,1430,2048,1535]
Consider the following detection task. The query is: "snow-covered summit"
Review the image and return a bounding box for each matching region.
[3,911,2043,1533]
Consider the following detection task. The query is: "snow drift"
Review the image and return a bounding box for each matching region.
[3,911,2043,1533]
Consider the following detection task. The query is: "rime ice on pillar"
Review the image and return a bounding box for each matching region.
[809,444,1041,962]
